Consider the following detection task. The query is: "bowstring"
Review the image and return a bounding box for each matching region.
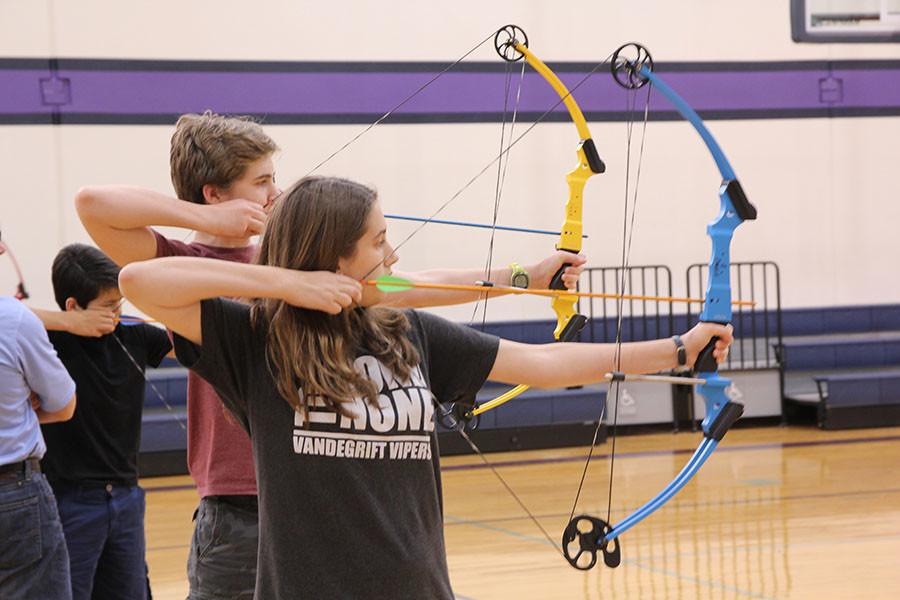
[302,31,497,180]
[181,33,501,246]
[312,40,618,555]
[436,51,572,557]
[566,72,653,528]
[433,399,564,556]
[361,51,617,282]
[417,53,617,558]
[111,327,187,432]
[603,82,652,524]
[0,232,180,429]
[469,59,526,328]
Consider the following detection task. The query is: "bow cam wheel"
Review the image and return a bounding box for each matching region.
[494,25,529,62]
[562,515,621,569]
[436,402,481,432]
[611,42,654,90]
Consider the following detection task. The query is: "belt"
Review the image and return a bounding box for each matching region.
[0,458,41,481]
[208,494,258,511]
[50,480,134,494]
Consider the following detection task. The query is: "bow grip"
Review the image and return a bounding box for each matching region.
[549,249,580,291]
[694,326,724,373]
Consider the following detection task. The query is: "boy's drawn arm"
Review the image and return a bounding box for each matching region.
[30,306,116,337]
[75,186,185,265]
[75,186,265,266]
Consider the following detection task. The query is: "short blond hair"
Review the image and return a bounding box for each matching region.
[170,111,278,204]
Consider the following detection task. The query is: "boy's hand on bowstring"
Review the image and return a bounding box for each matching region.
[67,307,117,337]
[284,271,362,314]
[203,199,267,238]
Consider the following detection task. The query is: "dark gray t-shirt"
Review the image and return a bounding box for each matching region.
[174,298,498,600]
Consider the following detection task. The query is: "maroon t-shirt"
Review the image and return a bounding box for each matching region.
[154,231,258,497]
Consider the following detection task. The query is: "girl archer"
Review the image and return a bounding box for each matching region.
[119,176,731,599]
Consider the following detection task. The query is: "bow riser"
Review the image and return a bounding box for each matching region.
[469,27,604,419]
[698,375,743,438]
[552,150,594,341]
[559,153,591,253]
[515,41,602,345]
[700,182,759,325]
[699,190,742,325]
[628,59,754,446]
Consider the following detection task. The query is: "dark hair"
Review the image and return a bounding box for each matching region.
[51,244,121,310]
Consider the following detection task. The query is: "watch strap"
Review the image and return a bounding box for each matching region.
[509,262,530,289]
[672,334,687,369]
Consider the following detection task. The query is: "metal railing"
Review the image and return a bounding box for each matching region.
[579,265,676,343]
[578,261,784,431]
[686,261,783,371]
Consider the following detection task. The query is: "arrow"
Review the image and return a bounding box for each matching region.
[368,275,755,306]
[117,316,159,325]
[384,214,588,238]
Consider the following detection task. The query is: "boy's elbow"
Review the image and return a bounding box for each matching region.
[118,264,141,297]
[74,186,98,217]
[118,262,158,306]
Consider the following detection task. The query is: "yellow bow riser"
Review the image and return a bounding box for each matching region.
[470,36,604,418]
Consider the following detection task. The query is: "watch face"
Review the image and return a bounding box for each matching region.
[512,272,530,289]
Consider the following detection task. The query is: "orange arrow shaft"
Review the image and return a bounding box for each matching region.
[365,279,755,307]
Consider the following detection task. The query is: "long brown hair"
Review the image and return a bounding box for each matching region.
[252,176,420,420]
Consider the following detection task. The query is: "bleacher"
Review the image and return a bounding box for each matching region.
[138,358,188,476]
[780,305,900,429]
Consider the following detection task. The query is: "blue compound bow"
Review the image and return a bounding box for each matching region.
[561,43,758,570]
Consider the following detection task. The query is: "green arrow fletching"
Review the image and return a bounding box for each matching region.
[374,275,415,293]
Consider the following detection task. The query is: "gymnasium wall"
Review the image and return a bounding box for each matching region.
[2,1,900,323]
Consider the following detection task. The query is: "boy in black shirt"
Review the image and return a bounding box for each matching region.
[39,244,171,600]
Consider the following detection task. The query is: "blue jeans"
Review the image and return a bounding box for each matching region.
[53,482,147,600]
[0,462,72,600]
[188,496,258,600]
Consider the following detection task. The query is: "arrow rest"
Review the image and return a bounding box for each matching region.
[494,24,529,62]
[611,42,654,90]
[562,515,621,569]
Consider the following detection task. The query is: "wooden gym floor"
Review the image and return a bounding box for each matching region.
[144,425,900,599]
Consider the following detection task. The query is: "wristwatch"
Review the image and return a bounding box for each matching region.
[671,335,687,370]
[509,262,530,289]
